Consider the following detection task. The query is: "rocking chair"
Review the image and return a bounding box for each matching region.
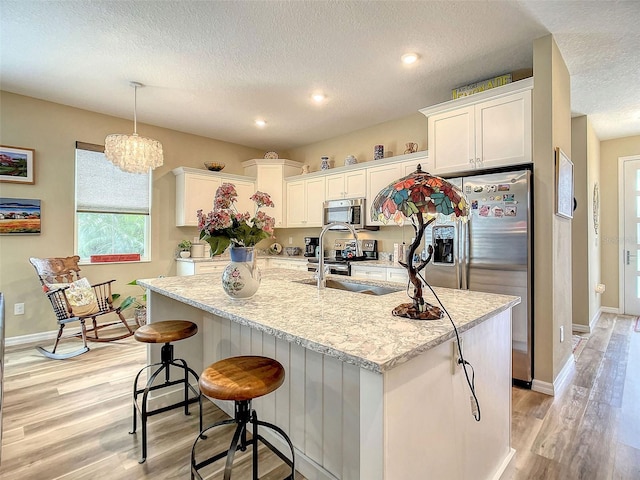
[29,256,135,359]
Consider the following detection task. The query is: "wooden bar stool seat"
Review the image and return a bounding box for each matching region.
[191,355,295,480]
[130,320,203,464]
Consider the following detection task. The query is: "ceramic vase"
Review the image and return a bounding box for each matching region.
[179,251,191,258]
[222,247,261,299]
[321,156,330,170]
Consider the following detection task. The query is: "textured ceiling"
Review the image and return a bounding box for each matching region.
[1,1,639,150]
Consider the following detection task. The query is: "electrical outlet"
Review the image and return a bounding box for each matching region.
[14,303,25,315]
[451,339,463,374]
[288,237,293,245]
[560,325,564,343]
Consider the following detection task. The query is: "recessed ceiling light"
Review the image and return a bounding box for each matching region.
[255,119,267,128]
[312,92,326,103]
[401,53,419,65]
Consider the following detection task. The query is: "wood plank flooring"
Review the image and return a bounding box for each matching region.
[510,313,640,480]
[0,334,304,479]
[1,313,639,479]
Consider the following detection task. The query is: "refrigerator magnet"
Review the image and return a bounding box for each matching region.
[479,205,490,216]
[471,200,478,210]
[498,184,510,191]
[505,206,517,216]
[492,206,504,217]
[503,194,515,204]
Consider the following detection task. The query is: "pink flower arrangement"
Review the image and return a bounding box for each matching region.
[197,183,275,256]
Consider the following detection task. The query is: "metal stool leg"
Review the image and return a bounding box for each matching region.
[130,342,201,464]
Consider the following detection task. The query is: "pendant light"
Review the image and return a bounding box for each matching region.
[104,82,164,174]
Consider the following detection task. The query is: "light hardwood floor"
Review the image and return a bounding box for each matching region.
[1,313,639,479]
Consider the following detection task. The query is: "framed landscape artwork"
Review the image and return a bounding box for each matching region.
[0,198,41,235]
[555,147,574,219]
[0,145,35,184]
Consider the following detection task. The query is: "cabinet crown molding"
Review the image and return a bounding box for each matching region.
[172,166,254,182]
[242,158,303,168]
[419,77,534,117]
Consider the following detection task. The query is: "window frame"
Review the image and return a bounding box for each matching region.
[74,142,152,264]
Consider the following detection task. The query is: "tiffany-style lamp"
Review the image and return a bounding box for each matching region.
[371,164,469,320]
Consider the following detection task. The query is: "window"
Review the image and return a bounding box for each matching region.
[75,142,151,262]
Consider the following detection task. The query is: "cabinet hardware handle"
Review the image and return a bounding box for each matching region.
[469,158,475,165]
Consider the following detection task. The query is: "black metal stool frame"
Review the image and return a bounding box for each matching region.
[130,342,203,463]
[191,399,295,480]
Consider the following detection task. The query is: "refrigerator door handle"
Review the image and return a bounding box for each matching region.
[459,221,469,290]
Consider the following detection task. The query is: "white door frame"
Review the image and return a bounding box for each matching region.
[618,154,640,314]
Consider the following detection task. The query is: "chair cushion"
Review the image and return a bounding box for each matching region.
[49,278,100,316]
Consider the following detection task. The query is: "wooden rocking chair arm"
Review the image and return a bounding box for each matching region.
[90,279,117,288]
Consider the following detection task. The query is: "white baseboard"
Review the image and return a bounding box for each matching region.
[5,318,138,347]
[600,306,619,314]
[573,308,604,334]
[496,448,517,480]
[531,354,575,397]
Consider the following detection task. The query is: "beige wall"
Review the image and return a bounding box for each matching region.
[532,35,573,384]
[287,113,427,172]
[0,91,264,338]
[571,116,602,329]
[600,135,640,309]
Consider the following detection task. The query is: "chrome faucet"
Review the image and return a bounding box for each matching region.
[317,222,362,290]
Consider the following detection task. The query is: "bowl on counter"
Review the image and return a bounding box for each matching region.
[285,246,301,256]
[204,162,225,172]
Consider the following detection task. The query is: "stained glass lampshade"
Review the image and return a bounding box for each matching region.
[371,164,469,320]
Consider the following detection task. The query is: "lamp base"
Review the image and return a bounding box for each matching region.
[392,302,443,320]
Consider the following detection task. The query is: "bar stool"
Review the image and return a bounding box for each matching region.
[130,320,203,464]
[191,355,295,480]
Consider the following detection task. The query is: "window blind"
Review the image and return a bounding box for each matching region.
[75,144,150,215]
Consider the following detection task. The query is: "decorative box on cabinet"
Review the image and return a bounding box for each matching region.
[242,159,303,228]
[285,176,326,227]
[325,169,366,200]
[420,77,533,175]
[173,167,255,227]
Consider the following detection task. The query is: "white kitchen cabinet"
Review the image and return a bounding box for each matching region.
[242,159,303,228]
[400,155,430,176]
[177,258,266,276]
[421,78,533,175]
[267,258,308,271]
[286,176,326,227]
[365,163,403,226]
[350,264,387,281]
[173,167,255,227]
[177,260,227,276]
[325,169,366,200]
[386,267,409,284]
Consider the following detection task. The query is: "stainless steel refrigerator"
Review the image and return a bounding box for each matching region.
[424,168,533,386]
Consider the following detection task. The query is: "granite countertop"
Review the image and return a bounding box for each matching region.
[177,255,308,263]
[138,269,520,373]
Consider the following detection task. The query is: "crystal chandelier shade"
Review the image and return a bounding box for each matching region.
[104,82,164,174]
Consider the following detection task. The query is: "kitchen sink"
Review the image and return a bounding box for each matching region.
[295,278,402,296]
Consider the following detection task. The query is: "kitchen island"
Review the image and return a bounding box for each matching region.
[138,269,519,480]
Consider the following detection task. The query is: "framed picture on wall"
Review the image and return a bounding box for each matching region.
[0,145,35,184]
[555,147,574,219]
[0,198,41,235]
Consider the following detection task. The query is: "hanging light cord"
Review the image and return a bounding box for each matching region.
[411,271,481,422]
[132,82,138,135]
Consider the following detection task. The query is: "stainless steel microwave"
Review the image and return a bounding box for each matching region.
[323,198,377,230]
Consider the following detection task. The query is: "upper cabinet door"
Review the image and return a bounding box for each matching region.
[365,163,403,226]
[286,180,306,227]
[325,174,347,200]
[343,170,366,198]
[475,91,532,169]
[305,177,326,226]
[177,174,221,226]
[428,106,475,175]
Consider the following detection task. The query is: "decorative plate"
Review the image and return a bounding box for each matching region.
[269,242,283,255]
[264,151,279,159]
